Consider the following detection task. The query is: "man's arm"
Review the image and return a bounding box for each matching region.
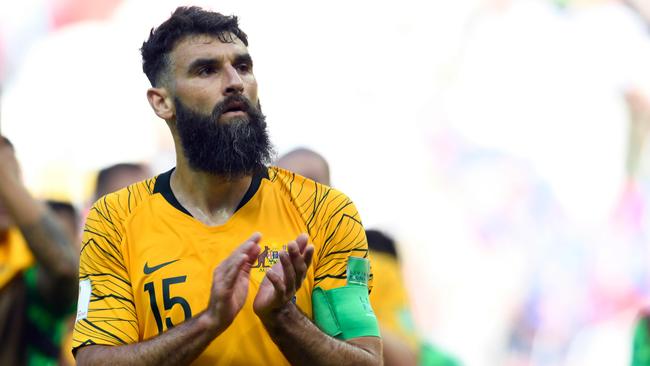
[381,329,418,366]
[263,303,382,365]
[77,311,219,366]
[76,234,262,366]
[0,137,78,303]
[254,234,383,366]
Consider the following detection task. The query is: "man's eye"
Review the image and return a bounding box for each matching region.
[236,64,251,73]
[198,66,215,76]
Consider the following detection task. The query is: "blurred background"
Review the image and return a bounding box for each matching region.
[2,0,650,364]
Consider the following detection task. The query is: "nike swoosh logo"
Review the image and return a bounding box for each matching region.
[143,259,179,275]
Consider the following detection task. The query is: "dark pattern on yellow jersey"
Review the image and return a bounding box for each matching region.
[269,168,370,286]
[74,179,155,347]
[72,168,370,365]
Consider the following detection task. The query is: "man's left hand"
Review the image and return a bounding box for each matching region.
[253,233,314,321]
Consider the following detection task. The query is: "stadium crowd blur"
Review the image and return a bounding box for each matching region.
[6,0,650,365]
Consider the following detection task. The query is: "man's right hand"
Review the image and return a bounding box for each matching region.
[202,233,262,333]
[77,235,263,366]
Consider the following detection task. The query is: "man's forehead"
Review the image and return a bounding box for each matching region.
[171,34,248,63]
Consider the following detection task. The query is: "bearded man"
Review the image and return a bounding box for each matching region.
[72,6,382,366]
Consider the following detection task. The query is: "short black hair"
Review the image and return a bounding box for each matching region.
[140,6,248,86]
[95,163,148,199]
[365,229,398,259]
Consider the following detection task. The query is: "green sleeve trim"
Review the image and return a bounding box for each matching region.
[312,285,380,340]
[312,287,343,338]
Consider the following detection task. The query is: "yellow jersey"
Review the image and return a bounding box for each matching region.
[72,167,370,365]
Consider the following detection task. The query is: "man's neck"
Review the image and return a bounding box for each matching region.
[170,161,253,226]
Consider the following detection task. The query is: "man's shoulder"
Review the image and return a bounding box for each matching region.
[267,166,351,202]
[88,176,158,225]
[266,166,361,231]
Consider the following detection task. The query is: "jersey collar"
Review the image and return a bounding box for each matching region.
[153,166,269,217]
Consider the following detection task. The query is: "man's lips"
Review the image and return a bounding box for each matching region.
[223,100,246,113]
[221,110,247,118]
[220,100,248,119]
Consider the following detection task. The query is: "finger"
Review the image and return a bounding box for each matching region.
[279,249,296,295]
[304,244,315,264]
[221,233,262,284]
[221,237,254,271]
[295,233,309,254]
[266,267,286,296]
[247,232,262,244]
[303,245,315,271]
[237,232,262,263]
[231,232,260,257]
[287,240,300,260]
[221,253,249,289]
[288,242,306,287]
[243,245,261,270]
[240,232,262,251]
[244,240,261,265]
[296,245,315,288]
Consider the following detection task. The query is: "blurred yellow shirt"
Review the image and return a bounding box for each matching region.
[369,251,419,351]
[0,228,33,289]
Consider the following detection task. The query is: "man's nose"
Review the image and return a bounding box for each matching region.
[223,64,244,95]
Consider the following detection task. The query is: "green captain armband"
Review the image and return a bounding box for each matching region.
[312,257,380,339]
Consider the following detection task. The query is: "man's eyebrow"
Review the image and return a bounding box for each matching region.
[187,58,220,72]
[233,53,253,66]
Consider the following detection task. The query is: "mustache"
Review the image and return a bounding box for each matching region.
[210,94,263,121]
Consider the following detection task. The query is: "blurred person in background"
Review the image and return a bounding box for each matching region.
[276,147,331,186]
[367,229,458,366]
[45,200,79,244]
[72,7,381,365]
[44,200,81,366]
[367,228,418,366]
[0,136,78,365]
[94,162,151,201]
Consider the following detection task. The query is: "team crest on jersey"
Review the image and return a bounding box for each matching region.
[252,244,286,271]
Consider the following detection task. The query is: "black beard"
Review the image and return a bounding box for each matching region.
[174,95,273,179]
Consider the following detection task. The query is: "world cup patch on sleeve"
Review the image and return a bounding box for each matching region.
[76,279,92,321]
[346,257,370,286]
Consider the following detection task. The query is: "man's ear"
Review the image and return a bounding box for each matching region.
[147,87,174,120]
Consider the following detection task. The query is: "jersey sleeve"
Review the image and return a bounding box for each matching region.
[72,195,138,353]
[309,188,373,291]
